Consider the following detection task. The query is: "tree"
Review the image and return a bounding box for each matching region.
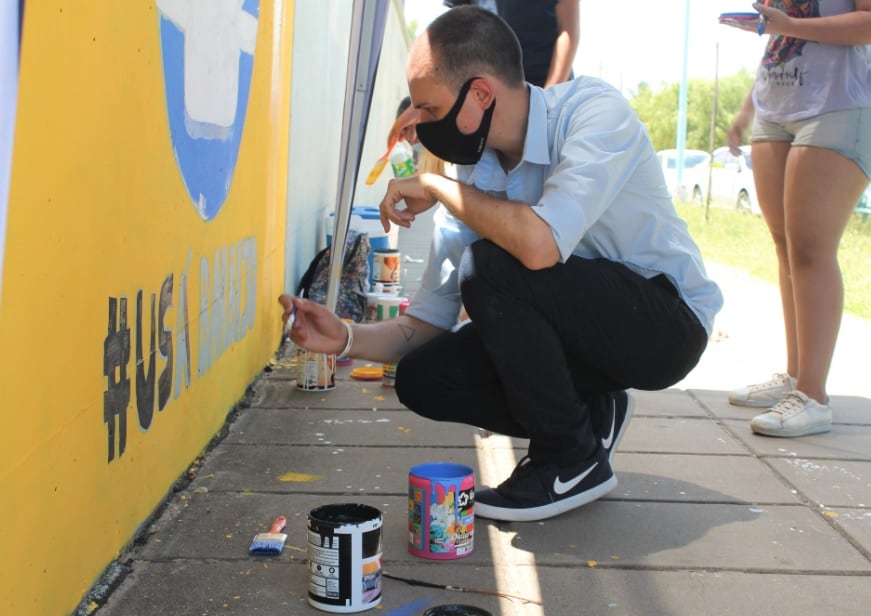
[629,70,754,153]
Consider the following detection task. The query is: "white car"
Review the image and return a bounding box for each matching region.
[854,183,871,221]
[656,148,710,203]
[708,145,760,215]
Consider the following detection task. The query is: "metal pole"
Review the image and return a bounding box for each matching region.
[325,0,389,314]
[0,0,20,308]
[675,0,690,200]
[705,41,719,222]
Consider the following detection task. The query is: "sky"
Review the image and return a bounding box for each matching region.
[401,0,768,94]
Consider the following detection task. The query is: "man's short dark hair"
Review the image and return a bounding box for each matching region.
[426,5,525,90]
[396,96,412,118]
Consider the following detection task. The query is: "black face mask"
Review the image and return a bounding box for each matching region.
[415,77,495,166]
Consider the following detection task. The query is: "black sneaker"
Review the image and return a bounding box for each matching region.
[600,390,633,464]
[474,449,616,522]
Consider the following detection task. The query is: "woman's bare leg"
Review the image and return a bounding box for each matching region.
[782,146,868,403]
[751,141,796,375]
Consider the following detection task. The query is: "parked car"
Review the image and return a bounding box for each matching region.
[656,148,710,203]
[855,183,871,222]
[707,145,760,215]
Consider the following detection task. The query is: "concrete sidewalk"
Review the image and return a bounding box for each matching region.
[88,210,871,615]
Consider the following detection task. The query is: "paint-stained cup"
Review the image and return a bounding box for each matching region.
[408,462,475,560]
[307,504,383,613]
[365,293,405,323]
[296,348,336,391]
[372,248,400,285]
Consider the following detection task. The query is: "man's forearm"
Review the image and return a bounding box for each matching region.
[349,314,444,364]
[422,172,560,270]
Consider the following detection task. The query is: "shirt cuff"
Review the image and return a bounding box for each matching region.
[404,287,462,331]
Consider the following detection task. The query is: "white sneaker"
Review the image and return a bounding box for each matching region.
[750,391,832,438]
[729,373,796,408]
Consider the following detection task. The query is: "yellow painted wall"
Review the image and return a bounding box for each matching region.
[0,1,294,613]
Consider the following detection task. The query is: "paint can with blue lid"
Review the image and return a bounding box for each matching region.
[408,462,475,560]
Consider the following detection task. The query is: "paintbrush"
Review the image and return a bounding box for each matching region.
[365,105,416,185]
[248,515,288,555]
[365,148,392,185]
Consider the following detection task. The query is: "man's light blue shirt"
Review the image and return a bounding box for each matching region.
[406,76,723,334]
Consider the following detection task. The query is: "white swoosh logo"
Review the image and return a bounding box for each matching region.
[553,461,598,495]
[601,397,616,449]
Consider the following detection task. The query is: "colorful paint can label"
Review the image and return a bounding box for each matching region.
[408,462,475,560]
[372,249,400,284]
[307,504,383,613]
[296,348,336,391]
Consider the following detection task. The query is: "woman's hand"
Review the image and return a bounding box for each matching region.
[728,93,755,156]
[379,174,439,231]
[754,3,791,36]
[727,119,748,156]
[278,294,347,355]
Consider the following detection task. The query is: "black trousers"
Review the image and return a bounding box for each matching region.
[395,240,708,466]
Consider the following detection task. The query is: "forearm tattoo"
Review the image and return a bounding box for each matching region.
[398,322,416,343]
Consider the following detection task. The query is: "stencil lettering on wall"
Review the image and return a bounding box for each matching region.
[136,290,157,429]
[175,251,192,400]
[198,236,257,376]
[103,297,131,462]
[158,273,174,410]
[135,273,176,427]
[102,238,256,462]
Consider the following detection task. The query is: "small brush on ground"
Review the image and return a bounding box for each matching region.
[248,516,288,555]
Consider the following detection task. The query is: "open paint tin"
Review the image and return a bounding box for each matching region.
[307,503,383,613]
[296,348,336,391]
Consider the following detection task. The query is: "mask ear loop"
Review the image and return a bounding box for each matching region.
[414,77,477,137]
[435,76,481,125]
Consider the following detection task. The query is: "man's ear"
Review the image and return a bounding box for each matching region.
[470,78,495,108]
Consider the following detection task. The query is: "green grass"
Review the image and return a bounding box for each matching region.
[674,201,871,320]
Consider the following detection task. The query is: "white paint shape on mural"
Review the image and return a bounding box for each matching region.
[157,0,258,220]
[157,0,257,139]
[0,2,19,309]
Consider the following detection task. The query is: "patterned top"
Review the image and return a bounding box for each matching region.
[754,0,871,122]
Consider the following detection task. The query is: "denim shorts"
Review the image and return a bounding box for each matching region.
[752,107,871,179]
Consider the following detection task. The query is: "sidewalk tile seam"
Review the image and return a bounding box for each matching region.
[127,556,871,578]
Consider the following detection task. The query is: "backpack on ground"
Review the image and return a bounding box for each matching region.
[296,230,370,323]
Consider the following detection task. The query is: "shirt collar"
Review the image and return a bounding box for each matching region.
[523,85,552,166]
[470,85,552,190]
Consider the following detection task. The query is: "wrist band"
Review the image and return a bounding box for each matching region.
[339,321,354,358]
